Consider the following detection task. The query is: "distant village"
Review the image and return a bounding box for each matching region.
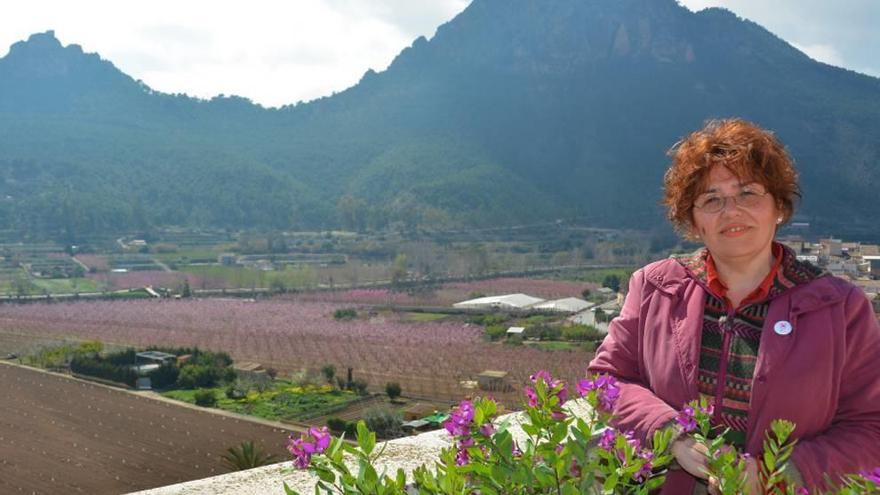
[779,236,880,316]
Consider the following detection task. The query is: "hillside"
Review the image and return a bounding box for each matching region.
[1,0,878,239]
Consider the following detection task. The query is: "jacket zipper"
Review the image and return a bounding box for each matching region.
[714,307,736,424]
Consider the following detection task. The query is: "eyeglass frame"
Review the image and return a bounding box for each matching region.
[692,184,771,214]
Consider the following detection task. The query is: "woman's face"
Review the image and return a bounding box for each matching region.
[691,165,780,263]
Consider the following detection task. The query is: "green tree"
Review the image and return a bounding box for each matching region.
[194,388,217,407]
[385,382,402,400]
[321,365,336,385]
[602,274,621,293]
[390,253,408,289]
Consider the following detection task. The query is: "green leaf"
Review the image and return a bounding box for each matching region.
[603,472,619,491]
[283,481,301,495]
[356,420,376,456]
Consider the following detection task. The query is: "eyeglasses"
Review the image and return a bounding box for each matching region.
[693,186,769,213]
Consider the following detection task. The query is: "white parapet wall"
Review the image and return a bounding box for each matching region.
[130,400,593,495]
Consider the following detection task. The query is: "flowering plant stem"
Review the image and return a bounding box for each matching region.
[284,375,880,495]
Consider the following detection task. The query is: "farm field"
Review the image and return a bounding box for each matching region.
[0,362,296,494]
[0,298,594,404]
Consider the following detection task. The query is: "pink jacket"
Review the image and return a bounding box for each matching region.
[587,257,880,492]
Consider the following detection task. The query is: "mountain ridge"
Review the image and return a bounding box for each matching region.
[0,1,878,239]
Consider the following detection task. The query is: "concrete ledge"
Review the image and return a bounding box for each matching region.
[130,400,592,495]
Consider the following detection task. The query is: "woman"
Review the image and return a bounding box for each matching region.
[588,119,880,493]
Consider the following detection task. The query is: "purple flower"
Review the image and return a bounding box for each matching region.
[576,378,594,397]
[530,370,553,383]
[578,374,620,412]
[444,400,475,438]
[526,371,568,419]
[700,402,715,416]
[570,458,582,477]
[309,427,331,452]
[479,423,496,437]
[634,450,654,482]
[556,383,568,406]
[598,429,616,451]
[455,447,470,466]
[861,467,880,486]
[524,385,539,407]
[675,405,697,433]
[796,488,810,495]
[623,430,640,451]
[287,427,331,469]
[287,436,311,469]
[595,375,620,410]
[512,442,523,458]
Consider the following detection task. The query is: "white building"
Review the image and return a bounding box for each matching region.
[568,299,622,334]
[532,297,592,314]
[453,293,545,310]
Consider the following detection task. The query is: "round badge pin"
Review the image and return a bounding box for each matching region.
[773,320,792,336]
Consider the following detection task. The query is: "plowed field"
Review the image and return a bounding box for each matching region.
[0,362,296,494]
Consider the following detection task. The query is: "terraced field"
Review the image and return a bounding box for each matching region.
[0,362,297,494]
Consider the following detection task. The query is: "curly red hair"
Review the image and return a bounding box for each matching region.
[663,119,800,237]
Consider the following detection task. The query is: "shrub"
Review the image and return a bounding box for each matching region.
[485,324,507,341]
[468,314,507,326]
[148,364,180,389]
[524,324,561,341]
[505,335,524,346]
[71,358,137,386]
[290,368,326,388]
[363,407,404,439]
[385,382,402,400]
[351,379,369,396]
[321,365,336,384]
[177,364,221,389]
[194,388,217,407]
[561,324,605,342]
[326,417,348,433]
[333,308,357,320]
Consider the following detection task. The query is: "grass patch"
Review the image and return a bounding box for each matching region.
[162,382,361,421]
[155,248,223,263]
[32,278,102,294]
[403,312,448,322]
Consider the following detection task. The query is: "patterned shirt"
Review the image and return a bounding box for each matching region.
[676,242,823,447]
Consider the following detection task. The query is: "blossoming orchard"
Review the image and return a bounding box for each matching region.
[0,298,590,402]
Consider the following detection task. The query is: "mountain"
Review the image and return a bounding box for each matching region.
[1,0,878,240]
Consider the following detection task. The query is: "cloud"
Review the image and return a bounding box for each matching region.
[677,0,880,78]
[790,42,844,67]
[0,0,471,107]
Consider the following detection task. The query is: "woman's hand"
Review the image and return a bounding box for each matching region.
[671,436,710,480]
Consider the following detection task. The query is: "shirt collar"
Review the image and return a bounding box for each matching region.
[675,241,825,306]
[706,242,784,307]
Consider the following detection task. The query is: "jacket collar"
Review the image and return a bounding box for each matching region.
[645,243,843,314]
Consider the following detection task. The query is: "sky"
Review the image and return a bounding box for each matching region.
[1,0,877,108]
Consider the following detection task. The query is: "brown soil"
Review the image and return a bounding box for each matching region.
[0,362,297,495]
